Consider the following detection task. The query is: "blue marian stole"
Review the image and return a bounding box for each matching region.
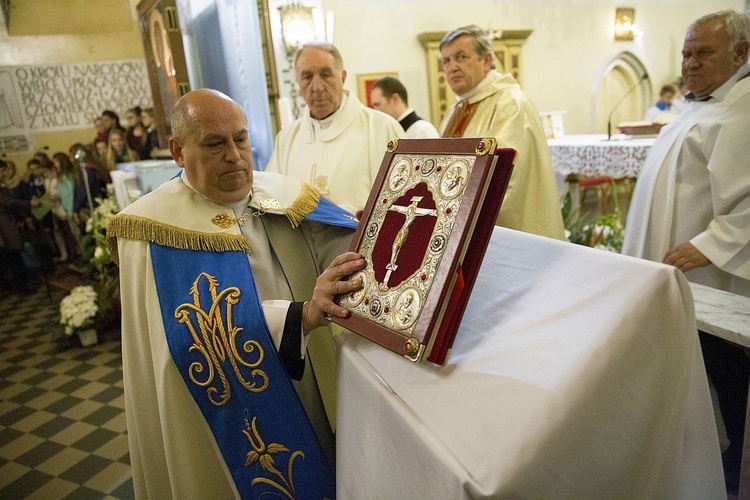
[150,245,335,499]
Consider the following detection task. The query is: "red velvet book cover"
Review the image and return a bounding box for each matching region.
[333,137,515,365]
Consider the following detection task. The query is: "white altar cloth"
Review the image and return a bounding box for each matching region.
[548,134,655,178]
[336,228,724,499]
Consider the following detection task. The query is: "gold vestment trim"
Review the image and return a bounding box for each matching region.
[106,214,253,265]
[284,182,319,228]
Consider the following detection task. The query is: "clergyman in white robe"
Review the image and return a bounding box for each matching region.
[623,64,750,297]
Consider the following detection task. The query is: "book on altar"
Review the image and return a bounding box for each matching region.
[332,137,516,365]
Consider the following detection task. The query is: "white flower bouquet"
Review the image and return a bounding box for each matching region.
[60,285,99,335]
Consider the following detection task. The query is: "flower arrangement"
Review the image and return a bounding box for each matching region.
[59,194,121,341]
[59,285,98,335]
[80,196,121,317]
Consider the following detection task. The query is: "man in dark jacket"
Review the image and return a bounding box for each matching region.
[0,160,34,294]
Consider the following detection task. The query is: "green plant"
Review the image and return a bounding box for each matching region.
[561,180,625,253]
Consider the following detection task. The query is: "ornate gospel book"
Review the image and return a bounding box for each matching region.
[333,137,516,365]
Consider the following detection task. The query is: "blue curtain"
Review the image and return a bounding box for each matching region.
[180,0,274,170]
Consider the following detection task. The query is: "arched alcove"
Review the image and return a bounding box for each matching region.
[593,51,652,133]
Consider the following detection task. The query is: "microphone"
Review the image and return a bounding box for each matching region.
[74,148,95,213]
[607,73,648,140]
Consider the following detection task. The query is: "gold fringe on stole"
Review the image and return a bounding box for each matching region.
[106,214,253,265]
[285,182,319,228]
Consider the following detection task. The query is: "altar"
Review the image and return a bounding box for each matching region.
[336,227,724,498]
[548,134,656,178]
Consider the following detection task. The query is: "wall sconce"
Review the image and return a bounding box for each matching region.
[278,2,318,119]
[279,3,317,56]
[614,7,636,41]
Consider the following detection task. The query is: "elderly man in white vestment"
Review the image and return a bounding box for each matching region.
[623,10,750,493]
[623,10,750,297]
[439,25,565,240]
[107,89,365,498]
[265,41,404,213]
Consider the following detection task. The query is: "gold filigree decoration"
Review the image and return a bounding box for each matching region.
[243,410,305,499]
[212,213,236,229]
[174,273,269,406]
[475,137,496,156]
[258,198,281,212]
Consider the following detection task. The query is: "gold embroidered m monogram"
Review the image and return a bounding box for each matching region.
[175,273,269,406]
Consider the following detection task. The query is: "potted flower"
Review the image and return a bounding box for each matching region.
[59,285,99,346]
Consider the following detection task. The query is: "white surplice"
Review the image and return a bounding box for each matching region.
[623,65,750,296]
[265,92,404,213]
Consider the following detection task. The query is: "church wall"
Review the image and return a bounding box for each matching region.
[0,0,145,172]
[1,0,746,175]
[322,0,745,134]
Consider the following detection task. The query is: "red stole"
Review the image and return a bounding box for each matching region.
[441,100,478,138]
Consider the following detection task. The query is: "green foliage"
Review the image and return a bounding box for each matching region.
[561,180,625,253]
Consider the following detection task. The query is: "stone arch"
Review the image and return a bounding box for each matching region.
[592,51,652,134]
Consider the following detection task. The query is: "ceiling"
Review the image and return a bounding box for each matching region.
[4,0,137,36]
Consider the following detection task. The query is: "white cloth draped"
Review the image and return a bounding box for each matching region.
[336,227,724,499]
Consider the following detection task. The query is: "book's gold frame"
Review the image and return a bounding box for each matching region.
[334,138,516,365]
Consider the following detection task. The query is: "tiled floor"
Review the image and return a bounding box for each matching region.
[0,287,133,499]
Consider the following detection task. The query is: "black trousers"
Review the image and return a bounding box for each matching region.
[700,331,750,491]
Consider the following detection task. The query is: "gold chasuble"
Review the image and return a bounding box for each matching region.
[439,70,565,240]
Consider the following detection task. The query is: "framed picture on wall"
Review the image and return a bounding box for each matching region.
[357,72,399,108]
[137,0,191,149]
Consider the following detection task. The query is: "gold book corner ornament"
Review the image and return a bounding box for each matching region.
[475,138,496,156]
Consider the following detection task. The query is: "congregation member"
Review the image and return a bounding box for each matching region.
[265,41,403,213]
[69,142,108,216]
[51,152,81,258]
[643,84,677,122]
[108,89,364,497]
[370,76,439,138]
[623,10,750,493]
[124,106,146,158]
[0,160,33,294]
[100,109,125,139]
[93,116,108,144]
[94,137,108,162]
[139,107,161,159]
[104,129,139,171]
[439,25,565,240]
[0,160,32,201]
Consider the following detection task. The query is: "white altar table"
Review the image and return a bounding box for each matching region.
[336,228,724,499]
[548,134,656,178]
